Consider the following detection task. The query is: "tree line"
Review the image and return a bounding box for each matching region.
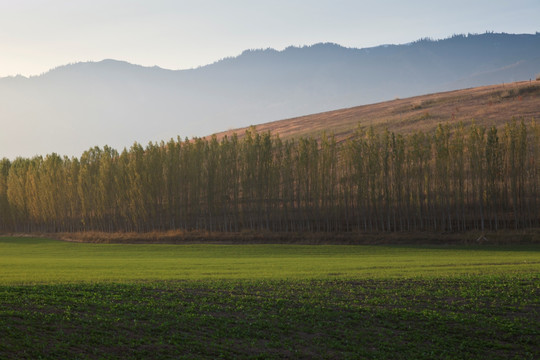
[0,120,538,234]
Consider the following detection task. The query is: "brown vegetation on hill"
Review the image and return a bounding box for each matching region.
[212,81,540,142]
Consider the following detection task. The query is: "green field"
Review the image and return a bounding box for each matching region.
[1,237,539,283]
[1,237,539,359]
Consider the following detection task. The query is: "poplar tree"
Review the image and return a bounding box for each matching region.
[0,159,11,231]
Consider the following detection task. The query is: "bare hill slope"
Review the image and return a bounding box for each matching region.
[212,81,540,141]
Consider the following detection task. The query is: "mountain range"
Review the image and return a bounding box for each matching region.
[1,32,539,159]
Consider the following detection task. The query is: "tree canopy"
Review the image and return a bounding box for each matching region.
[0,120,538,234]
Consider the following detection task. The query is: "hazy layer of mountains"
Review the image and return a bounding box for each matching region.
[1,32,539,159]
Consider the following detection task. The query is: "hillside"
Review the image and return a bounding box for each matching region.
[212,80,540,142]
[1,32,539,159]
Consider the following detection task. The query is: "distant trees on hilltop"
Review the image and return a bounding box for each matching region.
[0,120,539,234]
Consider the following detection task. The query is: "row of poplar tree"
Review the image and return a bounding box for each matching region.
[0,120,539,233]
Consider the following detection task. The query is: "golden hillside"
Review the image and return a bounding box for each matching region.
[212,80,540,141]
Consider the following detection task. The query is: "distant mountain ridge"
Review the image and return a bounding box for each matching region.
[1,32,539,159]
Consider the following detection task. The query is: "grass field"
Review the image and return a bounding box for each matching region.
[1,237,539,359]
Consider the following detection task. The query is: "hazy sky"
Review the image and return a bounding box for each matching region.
[1,0,539,77]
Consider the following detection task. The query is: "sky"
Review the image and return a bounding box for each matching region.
[0,0,539,78]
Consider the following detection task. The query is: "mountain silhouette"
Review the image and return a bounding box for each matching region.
[1,32,539,159]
